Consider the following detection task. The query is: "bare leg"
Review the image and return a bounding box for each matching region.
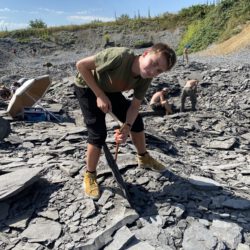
[83,143,101,200]
[180,90,187,112]
[190,92,197,111]
[86,143,101,172]
[186,53,189,64]
[162,101,173,115]
[130,131,146,155]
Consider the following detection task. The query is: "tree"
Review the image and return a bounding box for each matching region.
[117,14,130,22]
[29,19,47,29]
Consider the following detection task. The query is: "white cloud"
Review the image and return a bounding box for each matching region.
[28,11,39,14]
[68,15,114,22]
[76,8,102,15]
[0,8,19,13]
[76,10,89,15]
[0,8,11,12]
[0,8,38,15]
[38,8,65,15]
[0,20,27,31]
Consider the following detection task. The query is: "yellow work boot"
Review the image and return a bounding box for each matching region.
[137,152,166,172]
[83,171,100,200]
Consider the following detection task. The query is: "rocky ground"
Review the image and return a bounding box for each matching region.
[0,34,250,250]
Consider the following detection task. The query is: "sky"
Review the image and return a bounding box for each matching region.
[0,0,209,31]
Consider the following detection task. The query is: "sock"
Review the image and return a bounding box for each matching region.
[86,170,96,174]
[138,152,147,157]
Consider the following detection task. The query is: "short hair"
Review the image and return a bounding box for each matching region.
[151,43,176,71]
[0,87,11,99]
[13,81,21,87]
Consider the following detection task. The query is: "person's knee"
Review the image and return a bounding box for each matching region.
[190,94,197,104]
[88,133,107,148]
[181,95,186,103]
[88,128,107,148]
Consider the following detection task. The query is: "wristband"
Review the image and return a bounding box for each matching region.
[125,123,132,128]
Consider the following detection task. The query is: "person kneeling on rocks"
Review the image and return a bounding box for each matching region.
[0,85,11,100]
[11,78,28,95]
[180,79,199,112]
[74,43,176,200]
[150,87,173,115]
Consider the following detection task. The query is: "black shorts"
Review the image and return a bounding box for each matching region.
[74,85,144,148]
[150,103,165,112]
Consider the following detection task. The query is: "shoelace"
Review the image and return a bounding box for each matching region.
[89,176,96,184]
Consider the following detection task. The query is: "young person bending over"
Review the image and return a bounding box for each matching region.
[75,43,176,200]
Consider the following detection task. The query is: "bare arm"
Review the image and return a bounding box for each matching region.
[150,92,160,104]
[126,97,142,126]
[116,97,142,144]
[76,56,112,113]
[159,92,166,104]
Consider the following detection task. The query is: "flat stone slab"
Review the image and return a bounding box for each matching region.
[104,226,134,250]
[210,219,242,249]
[188,175,222,190]
[222,198,250,210]
[205,138,236,149]
[77,207,139,250]
[0,167,44,200]
[126,241,156,250]
[182,222,217,250]
[201,162,245,171]
[241,132,250,141]
[21,218,62,243]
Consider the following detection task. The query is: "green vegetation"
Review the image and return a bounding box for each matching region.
[177,0,250,54]
[134,40,153,49]
[29,19,47,29]
[0,0,249,52]
[103,32,111,44]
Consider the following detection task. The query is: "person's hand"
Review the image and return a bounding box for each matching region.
[114,123,131,144]
[166,109,173,115]
[96,94,112,113]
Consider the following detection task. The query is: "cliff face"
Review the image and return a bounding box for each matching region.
[0,27,183,82]
[0,27,183,56]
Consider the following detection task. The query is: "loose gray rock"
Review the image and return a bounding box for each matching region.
[21,218,62,243]
[222,198,250,210]
[182,222,218,250]
[188,175,222,190]
[0,167,44,200]
[104,226,134,250]
[210,219,242,249]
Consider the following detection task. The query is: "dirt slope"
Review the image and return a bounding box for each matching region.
[198,23,250,56]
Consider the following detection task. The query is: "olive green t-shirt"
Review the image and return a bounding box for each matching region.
[75,47,152,100]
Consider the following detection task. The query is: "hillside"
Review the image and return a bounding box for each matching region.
[177,0,250,54]
[0,0,249,56]
[197,23,250,55]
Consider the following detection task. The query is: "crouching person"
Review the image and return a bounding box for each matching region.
[180,79,199,112]
[150,87,173,115]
